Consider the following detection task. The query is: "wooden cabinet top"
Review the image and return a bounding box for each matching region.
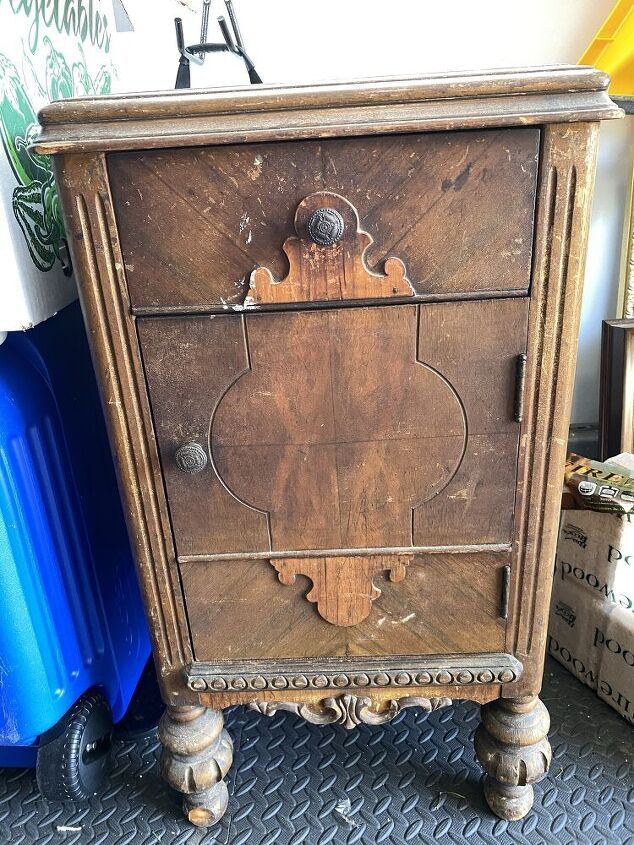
[34,65,621,155]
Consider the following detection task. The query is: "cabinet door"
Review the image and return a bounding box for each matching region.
[139,297,528,558]
[138,297,527,660]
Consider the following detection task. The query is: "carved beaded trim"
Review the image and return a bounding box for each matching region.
[186,664,519,693]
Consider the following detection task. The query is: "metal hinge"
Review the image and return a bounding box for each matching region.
[513,353,527,423]
[500,565,511,620]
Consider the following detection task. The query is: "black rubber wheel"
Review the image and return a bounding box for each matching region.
[36,691,113,801]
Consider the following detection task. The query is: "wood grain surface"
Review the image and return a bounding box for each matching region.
[34,66,620,155]
[137,298,527,558]
[51,155,193,690]
[46,73,616,728]
[45,71,619,825]
[508,122,602,697]
[245,191,414,306]
[180,551,508,661]
[271,554,412,626]
[110,128,539,310]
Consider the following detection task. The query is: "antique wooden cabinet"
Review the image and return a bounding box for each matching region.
[36,67,620,825]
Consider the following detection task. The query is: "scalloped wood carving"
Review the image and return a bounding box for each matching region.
[271,555,412,626]
[244,191,414,306]
[250,693,452,729]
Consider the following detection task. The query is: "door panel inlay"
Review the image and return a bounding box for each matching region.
[210,305,467,625]
[272,554,412,626]
[245,192,414,306]
[211,306,467,553]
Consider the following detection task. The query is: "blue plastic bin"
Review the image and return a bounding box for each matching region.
[0,301,150,777]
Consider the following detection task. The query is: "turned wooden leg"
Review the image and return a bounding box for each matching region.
[159,705,233,827]
[474,695,551,821]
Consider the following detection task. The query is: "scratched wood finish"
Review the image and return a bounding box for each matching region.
[179,552,508,661]
[42,69,619,825]
[200,683,501,711]
[34,66,620,156]
[137,298,528,558]
[506,122,602,697]
[210,305,466,553]
[50,154,192,681]
[245,191,414,305]
[108,128,539,310]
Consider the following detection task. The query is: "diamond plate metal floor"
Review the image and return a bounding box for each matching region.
[1,659,632,845]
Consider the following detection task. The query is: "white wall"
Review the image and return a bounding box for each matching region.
[115,0,634,424]
[575,121,634,424]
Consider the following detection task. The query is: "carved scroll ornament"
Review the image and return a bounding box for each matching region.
[272,555,411,626]
[250,693,452,730]
[244,191,415,306]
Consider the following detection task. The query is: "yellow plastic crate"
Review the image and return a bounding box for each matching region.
[579,0,634,96]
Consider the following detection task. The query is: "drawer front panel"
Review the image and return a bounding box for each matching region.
[138,297,528,557]
[110,127,539,310]
[180,552,508,661]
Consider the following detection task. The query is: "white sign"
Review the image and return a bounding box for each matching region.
[0,0,116,330]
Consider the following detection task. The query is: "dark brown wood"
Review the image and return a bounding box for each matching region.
[50,154,192,687]
[43,69,618,826]
[179,552,508,661]
[34,66,620,155]
[599,319,634,459]
[474,695,551,820]
[201,682,501,709]
[508,122,601,698]
[107,129,539,310]
[272,554,411,626]
[159,705,232,827]
[250,694,452,729]
[138,299,527,558]
[186,652,521,696]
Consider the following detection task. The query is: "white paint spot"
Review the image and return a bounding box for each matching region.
[391,613,415,624]
[248,154,264,181]
[334,799,359,828]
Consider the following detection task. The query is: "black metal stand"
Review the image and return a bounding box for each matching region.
[174,0,262,90]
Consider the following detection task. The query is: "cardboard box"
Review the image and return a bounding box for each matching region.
[549,476,634,724]
[0,1,117,330]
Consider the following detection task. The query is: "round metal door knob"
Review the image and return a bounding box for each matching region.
[307,207,345,246]
[174,441,208,473]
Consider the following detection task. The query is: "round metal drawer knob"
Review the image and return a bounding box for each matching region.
[175,441,208,473]
[307,207,344,246]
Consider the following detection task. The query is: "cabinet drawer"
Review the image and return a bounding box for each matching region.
[110,127,539,311]
[179,551,508,662]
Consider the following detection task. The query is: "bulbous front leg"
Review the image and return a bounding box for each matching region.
[474,695,551,821]
[159,705,233,827]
